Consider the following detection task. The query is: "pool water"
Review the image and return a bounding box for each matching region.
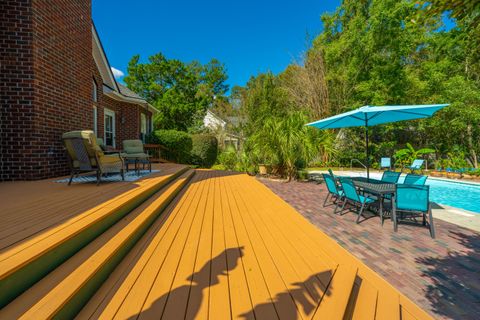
[422,179,480,214]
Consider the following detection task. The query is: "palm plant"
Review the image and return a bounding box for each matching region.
[394,143,435,169]
[249,112,320,181]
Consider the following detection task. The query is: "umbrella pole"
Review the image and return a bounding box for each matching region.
[365,124,370,179]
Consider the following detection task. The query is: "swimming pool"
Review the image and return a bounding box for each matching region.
[420,178,480,214]
[330,171,480,214]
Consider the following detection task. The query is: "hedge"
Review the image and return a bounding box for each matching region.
[191,134,218,168]
[149,130,192,164]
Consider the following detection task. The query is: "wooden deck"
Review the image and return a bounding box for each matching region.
[0,163,185,252]
[0,168,432,319]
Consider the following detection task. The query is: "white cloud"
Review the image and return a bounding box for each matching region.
[111,67,124,79]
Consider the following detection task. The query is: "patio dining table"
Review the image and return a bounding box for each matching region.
[348,177,397,226]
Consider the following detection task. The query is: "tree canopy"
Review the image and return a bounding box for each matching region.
[124,53,228,131]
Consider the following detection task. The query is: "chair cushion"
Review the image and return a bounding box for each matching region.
[121,152,150,159]
[100,154,123,164]
[123,140,144,154]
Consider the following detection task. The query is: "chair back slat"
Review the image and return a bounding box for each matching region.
[396,184,429,212]
[381,170,401,183]
[404,174,427,185]
[339,178,360,202]
[70,138,92,170]
[322,174,339,195]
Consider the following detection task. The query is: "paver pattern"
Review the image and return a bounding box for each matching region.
[259,178,480,320]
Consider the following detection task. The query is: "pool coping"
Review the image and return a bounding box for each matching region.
[309,170,480,233]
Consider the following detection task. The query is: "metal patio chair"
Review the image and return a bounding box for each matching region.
[392,184,435,238]
[380,157,391,170]
[322,173,344,214]
[62,130,124,185]
[408,159,425,172]
[337,177,377,223]
[381,170,401,183]
[403,173,428,185]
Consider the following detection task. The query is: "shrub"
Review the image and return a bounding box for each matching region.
[191,134,218,168]
[218,146,238,170]
[150,130,192,163]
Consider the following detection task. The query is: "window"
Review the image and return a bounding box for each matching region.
[104,108,115,147]
[93,79,98,102]
[140,113,147,142]
[93,106,97,136]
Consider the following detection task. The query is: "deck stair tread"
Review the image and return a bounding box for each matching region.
[312,264,357,319]
[0,165,189,308]
[0,169,194,319]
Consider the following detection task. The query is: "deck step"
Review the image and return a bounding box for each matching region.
[0,169,195,319]
[0,165,189,308]
[313,264,358,319]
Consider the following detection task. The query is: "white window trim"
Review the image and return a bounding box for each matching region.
[104,108,116,148]
[93,106,98,136]
[93,80,98,102]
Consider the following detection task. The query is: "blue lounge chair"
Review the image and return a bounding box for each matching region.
[408,159,424,172]
[338,177,376,223]
[403,174,427,185]
[380,157,391,170]
[381,170,401,183]
[393,184,435,238]
[322,174,344,213]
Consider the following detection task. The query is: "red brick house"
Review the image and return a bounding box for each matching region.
[0,1,158,181]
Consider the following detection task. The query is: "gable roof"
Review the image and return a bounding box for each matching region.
[117,84,143,100]
[92,23,159,114]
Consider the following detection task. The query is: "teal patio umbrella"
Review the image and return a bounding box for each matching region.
[306,104,449,178]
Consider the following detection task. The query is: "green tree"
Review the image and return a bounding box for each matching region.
[124,53,229,131]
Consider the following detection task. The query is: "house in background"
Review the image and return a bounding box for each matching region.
[0,1,157,180]
[203,110,241,150]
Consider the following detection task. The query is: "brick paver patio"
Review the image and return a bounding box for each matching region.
[259,178,480,320]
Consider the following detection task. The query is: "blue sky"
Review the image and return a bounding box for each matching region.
[92,0,340,90]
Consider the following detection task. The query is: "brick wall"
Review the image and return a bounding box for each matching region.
[0,0,152,180]
[0,0,35,181]
[31,0,92,179]
[0,0,92,180]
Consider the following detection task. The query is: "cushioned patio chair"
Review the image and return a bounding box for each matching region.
[121,140,151,173]
[392,184,435,238]
[62,130,124,185]
[381,170,401,183]
[338,177,377,223]
[322,173,344,213]
[380,157,391,170]
[403,173,428,185]
[408,159,425,172]
[95,137,106,151]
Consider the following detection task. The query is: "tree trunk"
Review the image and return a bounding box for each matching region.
[467,124,478,168]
